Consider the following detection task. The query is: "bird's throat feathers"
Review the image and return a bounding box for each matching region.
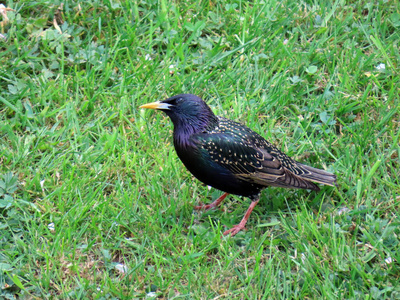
[172,113,218,148]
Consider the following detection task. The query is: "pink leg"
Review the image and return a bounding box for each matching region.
[223,199,260,236]
[194,193,229,211]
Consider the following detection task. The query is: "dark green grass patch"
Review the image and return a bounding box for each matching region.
[1,0,399,298]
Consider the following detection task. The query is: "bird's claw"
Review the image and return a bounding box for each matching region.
[194,203,219,211]
[194,193,229,211]
[223,224,246,236]
[193,203,204,210]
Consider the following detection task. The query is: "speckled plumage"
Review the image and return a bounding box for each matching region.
[140,94,337,236]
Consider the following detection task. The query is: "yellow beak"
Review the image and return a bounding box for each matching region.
[139,101,171,110]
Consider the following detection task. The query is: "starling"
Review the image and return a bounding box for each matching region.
[140,94,337,236]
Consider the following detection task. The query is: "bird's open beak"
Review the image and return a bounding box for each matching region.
[139,101,171,110]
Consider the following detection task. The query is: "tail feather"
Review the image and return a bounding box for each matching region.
[297,163,337,187]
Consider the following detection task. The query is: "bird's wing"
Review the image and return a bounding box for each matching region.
[192,132,320,190]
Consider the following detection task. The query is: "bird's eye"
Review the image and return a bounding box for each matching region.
[165,98,177,106]
[170,97,183,105]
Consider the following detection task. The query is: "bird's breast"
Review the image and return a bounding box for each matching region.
[173,136,262,197]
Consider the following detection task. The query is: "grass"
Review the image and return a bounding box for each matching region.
[1,0,399,298]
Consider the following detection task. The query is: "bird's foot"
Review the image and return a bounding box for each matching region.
[221,198,260,237]
[194,202,218,210]
[223,224,246,236]
[194,193,229,211]
[194,203,215,210]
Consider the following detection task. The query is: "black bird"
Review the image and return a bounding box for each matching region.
[140,94,337,236]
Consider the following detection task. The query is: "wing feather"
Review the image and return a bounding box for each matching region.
[192,118,334,191]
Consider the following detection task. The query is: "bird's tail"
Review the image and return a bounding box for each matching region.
[297,163,337,187]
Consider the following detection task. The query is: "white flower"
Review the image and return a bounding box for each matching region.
[385,257,393,264]
[337,207,350,216]
[48,223,55,232]
[115,263,128,273]
[40,179,45,192]
[146,292,157,298]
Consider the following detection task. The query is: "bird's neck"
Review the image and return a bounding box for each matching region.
[173,115,218,148]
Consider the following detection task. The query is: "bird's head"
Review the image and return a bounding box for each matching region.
[140,94,218,134]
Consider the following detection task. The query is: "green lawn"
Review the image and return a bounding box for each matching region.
[1,0,399,299]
